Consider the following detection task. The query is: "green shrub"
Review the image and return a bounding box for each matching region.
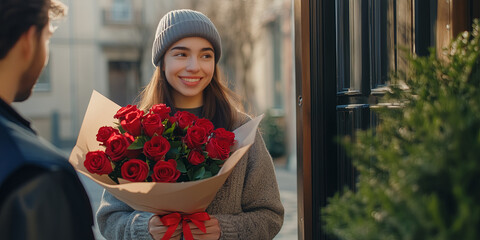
[260,109,286,159]
[323,20,480,240]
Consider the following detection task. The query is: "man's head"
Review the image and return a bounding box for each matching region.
[0,0,66,102]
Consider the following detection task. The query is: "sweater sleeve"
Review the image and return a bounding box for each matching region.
[96,189,155,240]
[214,131,285,240]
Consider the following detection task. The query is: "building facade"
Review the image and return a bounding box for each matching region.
[12,0,296,167]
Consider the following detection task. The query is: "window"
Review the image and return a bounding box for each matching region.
[108,61,140,107]
[370,0,396,90]
[34,61,51,91]
[336,0,413,94]
[270,19,284,110]
[104,0,133,24]
[335,0,369,94]
[112,0,132,22]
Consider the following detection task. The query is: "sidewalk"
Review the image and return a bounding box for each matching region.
[79,164,297,239]
[274,166,298,240]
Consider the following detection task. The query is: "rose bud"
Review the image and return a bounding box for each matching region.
[184,126,208,149]
[174,111,197,129]
[84,150,112,175]
[105,134,129,162]
[151,159,181,183]
[114,105,138,121]
[188,150,205,165]
[120,159,149,182]
[194,118,214,135]
[212,128,235,147]
[150,104,171,121]
[143,113,165,137]
[120,109,144,137]
[96,126,120,144]
[206,138,231,160]
[144,136,170,161]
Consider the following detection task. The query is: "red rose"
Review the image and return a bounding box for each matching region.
[194,118,214,135]
[184,126,208,149]
[144,136,170,161]
[188,150,205,165]
[114,105,138,121]
[212,128,235,147]
[151,159,181,182]
[121,159,149,182]
[124,131,141,158]
[150,104,171,120]
[96,126,120,144]
[143,113,165,137]
[206,138,231,160]
[126,149,142,159]
[105,134,129,162]
[124,132,135,143]
[84,150,112,175]
[120,109,144,137]
[174,111,198,129]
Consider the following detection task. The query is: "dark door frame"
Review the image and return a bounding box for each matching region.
[293,0,311,238]
[294,0,338,239]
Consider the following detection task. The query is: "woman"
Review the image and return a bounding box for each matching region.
[96,9,284,240]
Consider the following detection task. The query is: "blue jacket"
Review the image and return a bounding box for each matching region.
[0,98,94,240]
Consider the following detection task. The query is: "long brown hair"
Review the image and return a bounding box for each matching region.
[138,61,242,131]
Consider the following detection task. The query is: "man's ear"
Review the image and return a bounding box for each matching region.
[19,26,38,63]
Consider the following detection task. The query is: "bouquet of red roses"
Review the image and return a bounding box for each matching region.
[83,103,236,184]
[70,91,262,217]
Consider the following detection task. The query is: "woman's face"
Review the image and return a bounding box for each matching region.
[163,37,215,108]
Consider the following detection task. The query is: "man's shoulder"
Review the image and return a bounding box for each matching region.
[0,113,74,186]
[0,165,95,240]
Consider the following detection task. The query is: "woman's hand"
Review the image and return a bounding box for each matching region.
[188,215,221,240]
[148,215,182,240]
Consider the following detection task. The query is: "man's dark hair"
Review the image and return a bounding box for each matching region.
[0,0,66,59]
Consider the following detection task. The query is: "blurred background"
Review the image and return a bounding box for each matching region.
[12,0,297,239]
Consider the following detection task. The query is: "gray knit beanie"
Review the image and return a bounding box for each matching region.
[152,9,222,67]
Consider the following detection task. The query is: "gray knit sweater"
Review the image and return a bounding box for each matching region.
[96,114,285,240]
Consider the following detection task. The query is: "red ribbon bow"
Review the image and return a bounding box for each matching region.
[160,212,210,240]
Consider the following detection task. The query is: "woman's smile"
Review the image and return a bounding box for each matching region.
[179,76,203,86]
[163,37,215,108]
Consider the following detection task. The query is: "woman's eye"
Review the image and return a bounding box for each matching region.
[174,53,186,57]
[201,54,213,59]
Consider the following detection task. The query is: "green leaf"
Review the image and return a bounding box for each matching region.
[166,143,184,160]
[117,124,126,134]
[208,162,220,175]
[187,168,194,180]
[164,122,176,136]
[322,20,480,240]
[146,158,156,169]
[202,170,212,179]
[170,140,183,149]
[213,160,225,166]
[127,136,148,150]
[193,166,205,180]
[176,158,187,173]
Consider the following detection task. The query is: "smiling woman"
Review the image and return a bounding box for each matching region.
[95,9,284,240]
[163,37,215,108]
